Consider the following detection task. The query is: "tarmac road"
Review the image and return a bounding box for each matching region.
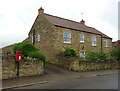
[15,73,118,89]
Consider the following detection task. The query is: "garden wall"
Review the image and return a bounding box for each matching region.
[57,59,119,72]
[2,56,44,79]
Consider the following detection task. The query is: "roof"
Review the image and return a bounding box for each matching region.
[112,40,120,43]
[112,40,120,47]
[22,37,30,43]
[44,13,111,39]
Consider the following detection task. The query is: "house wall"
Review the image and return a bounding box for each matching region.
[52,26,102,59]
[2,44,15,56]
[29,14,57,63]
[102,38,112,53]
[28,14,112,63]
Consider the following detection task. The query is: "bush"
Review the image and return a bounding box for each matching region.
[63,48,78,58]
[28,51,46,62]
[13,42,37,57]
[86,52,107,62]
[111,47,120,62]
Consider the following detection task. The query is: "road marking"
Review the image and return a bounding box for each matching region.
[3,81,49,89]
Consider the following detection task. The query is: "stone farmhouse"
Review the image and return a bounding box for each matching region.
[26,7,112,63]
[2,7,112,63]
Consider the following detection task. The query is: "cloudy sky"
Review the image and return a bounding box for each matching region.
[0,0,119,48]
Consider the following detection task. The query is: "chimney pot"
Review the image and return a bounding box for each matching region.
[38,7,44,15]
[80,19,85,25]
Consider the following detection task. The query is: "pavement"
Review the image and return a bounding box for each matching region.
[2,63,119,90]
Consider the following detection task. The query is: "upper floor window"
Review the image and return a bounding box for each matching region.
[37,35,40,42]
[63,32,71,43]
[92,36,97,46]
[104,39,108,47]
[80,34,84,43]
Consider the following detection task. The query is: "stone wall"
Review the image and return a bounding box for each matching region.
[29,14,56,63]
[56,59,119,72]
[2,56,16,79]
[2,56,44,79]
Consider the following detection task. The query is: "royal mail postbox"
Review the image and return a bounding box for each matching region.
[16,51,22,62]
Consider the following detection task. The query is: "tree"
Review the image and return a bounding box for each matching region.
[13,42,37,57]
[111,47,120,62]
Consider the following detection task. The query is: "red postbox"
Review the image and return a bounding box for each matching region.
[16,51,22,62]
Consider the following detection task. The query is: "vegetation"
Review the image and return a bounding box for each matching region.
[63,48,78,58]
[13,43,37,57]
[85,52,107,62]
[13,42,46,63]
[28,51,46,62]
[57,48,78,60]
[111,47,120,62]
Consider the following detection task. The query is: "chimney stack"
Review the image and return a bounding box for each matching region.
[80,19,85,25]
[38,7,44,15]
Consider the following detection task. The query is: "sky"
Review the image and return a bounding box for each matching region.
[0,0,119,48]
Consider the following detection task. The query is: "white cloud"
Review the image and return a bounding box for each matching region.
[0,0,119,48]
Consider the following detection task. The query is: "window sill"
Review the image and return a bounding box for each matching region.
[105,46,108,48]
[92,45,97,47]
[64,42,71,44]
[80,41,84,43]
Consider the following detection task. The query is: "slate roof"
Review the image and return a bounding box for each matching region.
[44,13,111,39]
[22,37,30,43]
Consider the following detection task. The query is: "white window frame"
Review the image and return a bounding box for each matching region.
[63,32,71,44]
[104,39,108,47]
[80,34,84,43]
[92,36,97,46]
[37,35,40,42]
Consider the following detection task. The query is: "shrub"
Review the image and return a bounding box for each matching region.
[63,48,78,58]
[13,42,37,57]
[86,52,107,62]
[28,51,46,62]
[111,47,120,62]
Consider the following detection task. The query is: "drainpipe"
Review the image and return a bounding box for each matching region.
[101,35,103,52]
[33,29,35,45]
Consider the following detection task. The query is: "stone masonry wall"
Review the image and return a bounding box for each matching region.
[2,56,16,79]
[53,27,102,53]
[56,59,119,72]
[102,38,112,53]
[2,56,44,79]
[29,14,56,63]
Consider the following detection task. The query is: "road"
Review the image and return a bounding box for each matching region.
[14,73,118,89]
[17,64,119,89]
[2,63,119,90]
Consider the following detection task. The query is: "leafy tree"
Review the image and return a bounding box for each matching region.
[111,47,120,62]
[13,42,37,57]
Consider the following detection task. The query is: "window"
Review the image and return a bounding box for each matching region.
[37,35,40,42]
[92,36,97,46]
[63,32,71,43]
[80,34,84,43]
[104,40,108,47]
